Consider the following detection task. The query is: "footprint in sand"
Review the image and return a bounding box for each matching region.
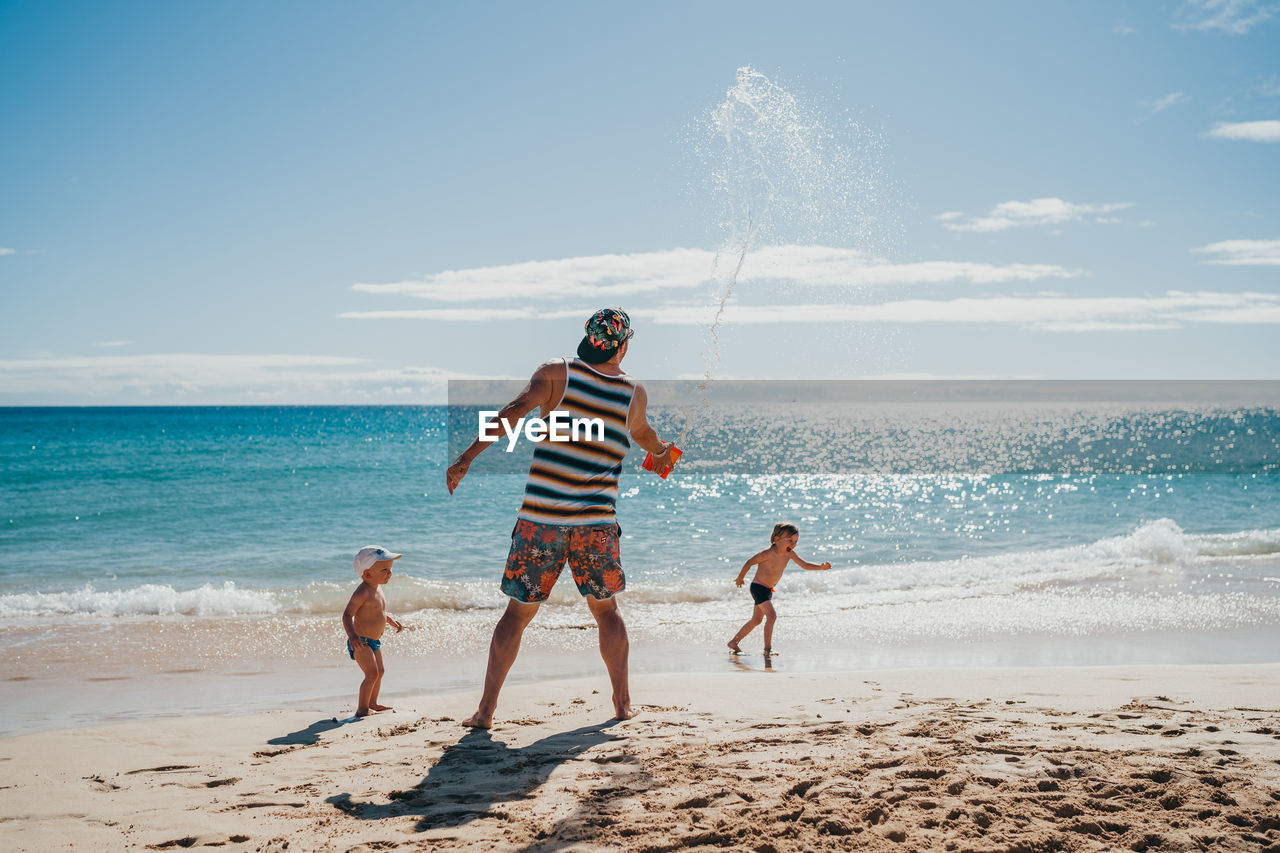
[83,775,121,792]
[202,777,240,788]
[221,800,306,811]
[787,779,821,798]
[674,795,712,809]
[148,835,250,849]
[1066,819,1131,837]
[898,768,947,781]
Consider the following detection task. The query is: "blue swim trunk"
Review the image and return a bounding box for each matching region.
[347,636,382,659]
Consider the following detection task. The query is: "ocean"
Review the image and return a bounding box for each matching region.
[2,397,1278,734]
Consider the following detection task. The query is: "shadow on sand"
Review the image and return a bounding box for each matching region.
[267,717,351,746]
[327,720,631,833]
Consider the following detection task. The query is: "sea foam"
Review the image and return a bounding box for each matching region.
[3,520,1275,620]
[0,581,281,618]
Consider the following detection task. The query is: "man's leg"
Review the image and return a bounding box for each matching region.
[463,598,541,728]
[586,595,634,720]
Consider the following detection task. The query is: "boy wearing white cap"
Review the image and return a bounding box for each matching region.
[343,546,404,717]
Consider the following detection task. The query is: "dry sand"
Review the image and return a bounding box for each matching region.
[2,665,1279,852]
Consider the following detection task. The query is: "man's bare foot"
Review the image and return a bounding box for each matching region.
[764,648,778,656]
[369,703,393,712]
[727,641,742,653]
[614,702,635,721]
[355,708,371,718]
[462,712,492,729]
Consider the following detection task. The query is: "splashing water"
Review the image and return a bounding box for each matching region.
[677,66,895,446]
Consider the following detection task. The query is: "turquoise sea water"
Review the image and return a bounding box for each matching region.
[1,402,1278,734]
[2,402,1277,616]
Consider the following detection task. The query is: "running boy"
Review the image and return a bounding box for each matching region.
[727,523,830,655]
[343,546,404,717]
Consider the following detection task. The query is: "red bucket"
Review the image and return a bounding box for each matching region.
[642,445,683,479]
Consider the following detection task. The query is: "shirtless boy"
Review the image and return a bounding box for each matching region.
[343,546,405,717]
[727,523,831,655]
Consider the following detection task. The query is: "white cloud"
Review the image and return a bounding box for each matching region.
[1173,0,1279,34]
[635,291,1280,331]
[94,340,135,348]
[350,246,1081,305]
[1114,21,1138,34]
[0,354,485,404]
[1146,92,1188,116]
[1192,237,1280,265]
[353,248,712,303]
[336,292,1280,333]
[1034,322,1183,332]
[343,308,615,322]
[1186,306,1280,322]
[0,248,15,256]
[341,308,582,321]
[940,198,1136,232]
[679,370,1032,379]
[1206,120,1280,141]
[735,247,1081,287]
[863,371,1043,379]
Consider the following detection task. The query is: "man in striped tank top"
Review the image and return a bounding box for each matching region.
[446,308,678,727]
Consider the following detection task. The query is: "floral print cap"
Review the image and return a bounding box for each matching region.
[581,306,634,361]
[583,307,633,353]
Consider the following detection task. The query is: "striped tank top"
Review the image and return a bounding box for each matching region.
[516,358,636,526]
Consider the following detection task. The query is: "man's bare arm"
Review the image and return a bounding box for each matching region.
[446,361,558,495]
[627,384,674,465]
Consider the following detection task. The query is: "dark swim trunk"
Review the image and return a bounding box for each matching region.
[749,582,774,605]
[347,636,382,659]
[503,519,625,603]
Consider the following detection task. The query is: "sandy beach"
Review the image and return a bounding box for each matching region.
[6,0,1280,847]
[3,664,1278,852]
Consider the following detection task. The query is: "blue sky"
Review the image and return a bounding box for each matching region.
[1,0,1278,403]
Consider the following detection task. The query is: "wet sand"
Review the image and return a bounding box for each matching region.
[2,665,1278,851]
[6,604,1278,738]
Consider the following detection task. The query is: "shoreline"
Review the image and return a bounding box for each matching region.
[4,622,1280,738]
[2,664,1278,851]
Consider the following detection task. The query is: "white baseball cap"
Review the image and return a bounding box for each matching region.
[354,546,402,576]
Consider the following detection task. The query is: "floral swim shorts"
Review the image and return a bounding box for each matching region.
[502,519,625,603]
